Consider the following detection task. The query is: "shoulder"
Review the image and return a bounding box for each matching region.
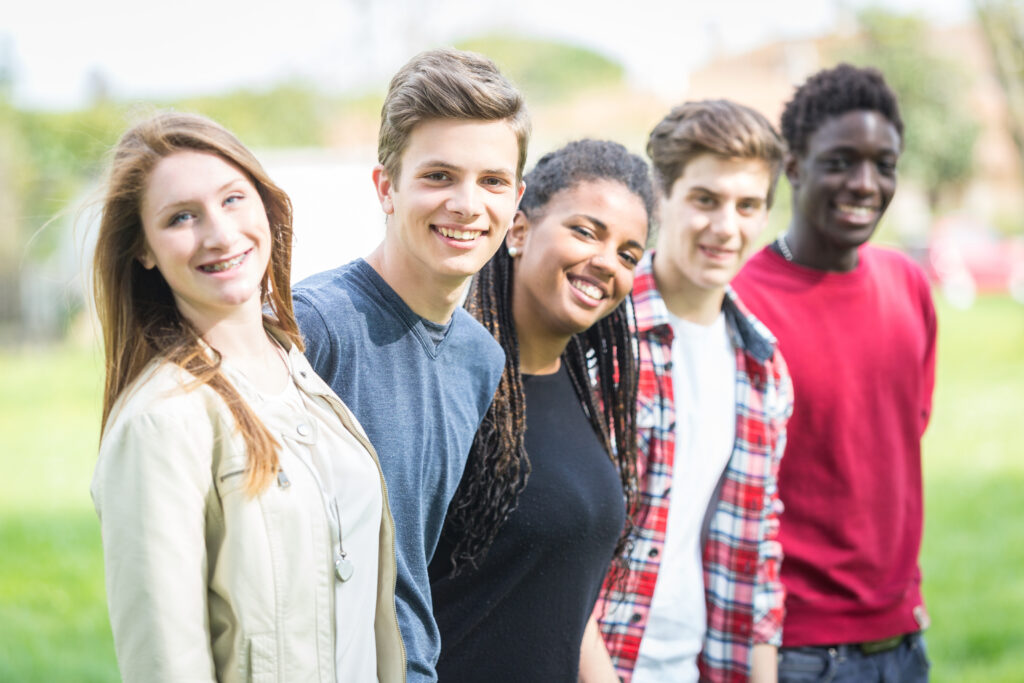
[451,308,504,362]
[292,261,367,314]
[104,361,230,442]
[96,361,230,490]
[862,245,935,303]
[293,260,397,351]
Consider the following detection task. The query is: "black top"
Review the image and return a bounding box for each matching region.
[430,364,626,682]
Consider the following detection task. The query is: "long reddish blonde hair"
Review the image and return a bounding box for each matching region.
[94,111,301,495]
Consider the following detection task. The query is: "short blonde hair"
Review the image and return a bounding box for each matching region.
[378,47,531,183]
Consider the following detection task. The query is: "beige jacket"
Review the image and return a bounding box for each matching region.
[92,337,405,682]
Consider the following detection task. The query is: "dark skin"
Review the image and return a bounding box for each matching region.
[778,110,902,272]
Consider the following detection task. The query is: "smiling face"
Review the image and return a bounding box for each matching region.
[373,118,524,288]
[653,154,771,311]
[509,179,648,344]
[139,150,271,329]
[788,109,901,265]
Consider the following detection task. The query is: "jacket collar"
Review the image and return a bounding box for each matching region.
[633,252,777,363]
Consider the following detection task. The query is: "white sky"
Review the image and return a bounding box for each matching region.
[3,0,972,110]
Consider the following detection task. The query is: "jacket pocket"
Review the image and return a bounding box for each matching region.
[245,632,277,683]
[216,458,250,497]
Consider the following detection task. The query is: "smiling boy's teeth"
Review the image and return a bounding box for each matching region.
[437,226,479,241]
[571,279,605,300]
[838,204,875,217]
[200,252,246,273]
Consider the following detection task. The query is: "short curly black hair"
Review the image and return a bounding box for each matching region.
[519,139,655,232]
[781,63,904,156]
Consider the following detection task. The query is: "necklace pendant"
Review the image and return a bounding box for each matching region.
[335,553,355,582]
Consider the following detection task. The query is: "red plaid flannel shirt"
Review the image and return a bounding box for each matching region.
[595,254,793,682]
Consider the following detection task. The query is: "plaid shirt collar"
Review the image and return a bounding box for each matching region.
[635,252,777,362]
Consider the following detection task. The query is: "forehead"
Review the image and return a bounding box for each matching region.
[401,118,519,172]
[671,154,771,197]
[144,151,248,209]
[805,110,901,155]
[543,179,649,241]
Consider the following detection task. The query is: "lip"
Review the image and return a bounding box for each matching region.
[432,223,488,250]
[567,274,609,308]
[196,248,253,275]
[832,203,881,226]
[698,244,737,262]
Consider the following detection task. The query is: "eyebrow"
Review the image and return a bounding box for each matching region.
[690,185,766,203]
[821,144,899,156]
[575,214,645,251]
[416,160,514,177]
[153,179,246,216]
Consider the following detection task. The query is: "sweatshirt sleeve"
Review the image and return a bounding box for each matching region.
[91,411,217,683]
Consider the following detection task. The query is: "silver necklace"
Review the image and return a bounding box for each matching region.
[272,341,355,583]
[775,235,794,262]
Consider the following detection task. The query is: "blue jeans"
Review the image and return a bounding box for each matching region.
[778,632,930,682]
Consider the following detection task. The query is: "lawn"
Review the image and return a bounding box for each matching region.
[0,294,1021,681]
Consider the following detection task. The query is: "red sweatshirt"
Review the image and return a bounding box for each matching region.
[732,244,937,646]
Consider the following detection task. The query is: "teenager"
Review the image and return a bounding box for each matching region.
[292,48,529,682]
[593,101,793,683]
[428,139,653,682]
[91,112,404,682]
[733,64,937,682]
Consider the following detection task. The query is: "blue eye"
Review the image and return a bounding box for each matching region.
[425,172,451,182]
[224,193,244,205]
[168,211,194,227]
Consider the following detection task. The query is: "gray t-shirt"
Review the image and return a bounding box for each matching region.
[293,258,504,682]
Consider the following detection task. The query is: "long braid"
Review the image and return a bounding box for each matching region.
[442,248,531,575]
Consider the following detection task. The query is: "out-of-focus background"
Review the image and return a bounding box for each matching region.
[2,1,1022,680]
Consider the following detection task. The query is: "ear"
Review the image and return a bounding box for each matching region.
[514,179,526,209]
[506,210,530,252]
[372,165,395,215]
[138,243,156,270]
[784,152,801,192]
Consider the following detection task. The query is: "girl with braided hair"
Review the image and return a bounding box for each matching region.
[429,139,654,681]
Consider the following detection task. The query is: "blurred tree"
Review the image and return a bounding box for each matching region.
[841,9,980,210]
[975,0,1024,173]
[455,35,624,103]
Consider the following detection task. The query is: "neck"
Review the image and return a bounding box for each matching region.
[516,334,566,375]
[511,295,569,376]
[366,242,467,324]
[178,297,268,363]
[652,255,725,325]
[189,299,289,394]
[784,220,861,272]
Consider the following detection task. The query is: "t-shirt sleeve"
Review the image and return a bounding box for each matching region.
[293,290,336,378]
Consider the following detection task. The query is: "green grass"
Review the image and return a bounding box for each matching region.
[919,295,1024,682]
[0,345,117,681]
[1,295,1022,680]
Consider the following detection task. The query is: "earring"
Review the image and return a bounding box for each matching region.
[507,246,520,258]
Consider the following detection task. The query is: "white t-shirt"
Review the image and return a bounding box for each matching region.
[633,312,736,683]
[233,353,383,682]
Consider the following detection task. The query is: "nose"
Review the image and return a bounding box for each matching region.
[201,208,235,250]
[709,206,739,238]
[848,161,879,196]
[445,180,483,219]
[589,246,617,277]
